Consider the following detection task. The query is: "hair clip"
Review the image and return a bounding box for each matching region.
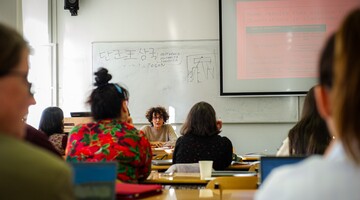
[114,84,123,94]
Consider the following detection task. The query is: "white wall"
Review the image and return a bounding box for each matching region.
[0,0,21,30]
[56,0,299,155]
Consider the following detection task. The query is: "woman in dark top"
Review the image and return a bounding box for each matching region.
[172,101,233,170]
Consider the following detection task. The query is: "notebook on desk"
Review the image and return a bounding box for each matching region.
[212,170,257,177]
[260,156,306,184]
[151,159,173,165]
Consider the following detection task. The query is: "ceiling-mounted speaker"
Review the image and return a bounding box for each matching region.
[64,0,79,16]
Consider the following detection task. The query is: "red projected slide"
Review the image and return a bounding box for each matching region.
[236,0,358,80]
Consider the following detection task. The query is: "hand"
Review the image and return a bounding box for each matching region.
[151,142,165,148]
[126,116,133,124]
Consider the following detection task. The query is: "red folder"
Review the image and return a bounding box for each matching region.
[116,183,162,199]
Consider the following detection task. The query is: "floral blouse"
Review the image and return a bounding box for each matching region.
[65,119,152,183]
[49,133,68,156]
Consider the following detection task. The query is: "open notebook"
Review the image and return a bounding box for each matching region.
[260,156,306,184]
[151,159,173,165]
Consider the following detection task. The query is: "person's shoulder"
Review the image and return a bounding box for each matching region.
[25,124,47,139]
[214,134,232,143]
[175,135,184,143]
[163,124,174,129]
[25,141,68,166]
[3,135,70,171]
[140,125,151,131]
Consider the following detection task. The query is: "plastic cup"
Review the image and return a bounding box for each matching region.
[199,160,213,180]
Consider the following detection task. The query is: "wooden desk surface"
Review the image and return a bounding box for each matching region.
[143,189,256,200]
[144,172,208,185]
[63,117,93,133]
[241,155,261,161]
[144,171,257,186]
[151,163,252,171]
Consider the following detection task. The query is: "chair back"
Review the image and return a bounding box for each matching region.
[248,161,260,172]
[206,176,258,190]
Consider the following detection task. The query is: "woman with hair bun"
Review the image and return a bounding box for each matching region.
[65,67,152,183]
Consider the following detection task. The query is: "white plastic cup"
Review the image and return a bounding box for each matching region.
[199,189,214,198]
[199,160,213,180]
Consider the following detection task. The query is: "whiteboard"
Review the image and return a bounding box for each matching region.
[92,40,298,123]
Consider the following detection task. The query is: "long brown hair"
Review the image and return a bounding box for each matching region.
[288,87,331,155]
[333,8,360,164]
[180,101,220,136]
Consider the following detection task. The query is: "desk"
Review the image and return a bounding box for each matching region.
[152,147,173,155]
[144,172,257,186]
[63,117,93,133]
[241,155,261,161]
[152,165,170,171]
[144,172,208,186]
[143,189,256,200]
[151,163,252,172]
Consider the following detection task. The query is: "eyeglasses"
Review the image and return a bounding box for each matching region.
[7,71,34,96]
[153,116,163,120]
[28,82,34,96]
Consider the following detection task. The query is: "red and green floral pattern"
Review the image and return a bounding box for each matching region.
[65,119,152,183]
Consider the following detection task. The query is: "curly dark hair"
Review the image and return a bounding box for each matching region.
[87,67,129,121]
[145,106,169,126]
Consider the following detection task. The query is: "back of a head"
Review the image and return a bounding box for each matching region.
[319,34,335,89]
[39,107,64,136]
[0,23,28,76]
[333,8,360,164]
[301,87,318,120]
[180,101,219,136]
[289,86,331,155]
[88,67,129,121]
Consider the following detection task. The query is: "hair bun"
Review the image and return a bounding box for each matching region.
[94,67,112,87]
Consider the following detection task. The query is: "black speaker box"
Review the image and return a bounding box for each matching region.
[64,0,79,16]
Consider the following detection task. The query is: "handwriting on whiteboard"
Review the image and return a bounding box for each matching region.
[187,54,216,83]
[97,47,217,83]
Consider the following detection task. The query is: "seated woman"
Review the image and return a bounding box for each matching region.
[276,86,332,156]
[172,101,233,170]
[65,67,152,183]
[39,107,68,156]
[141,106,177,147]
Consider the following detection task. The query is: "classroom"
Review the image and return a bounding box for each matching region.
[0,0,360,199]
[0,0,307,155]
